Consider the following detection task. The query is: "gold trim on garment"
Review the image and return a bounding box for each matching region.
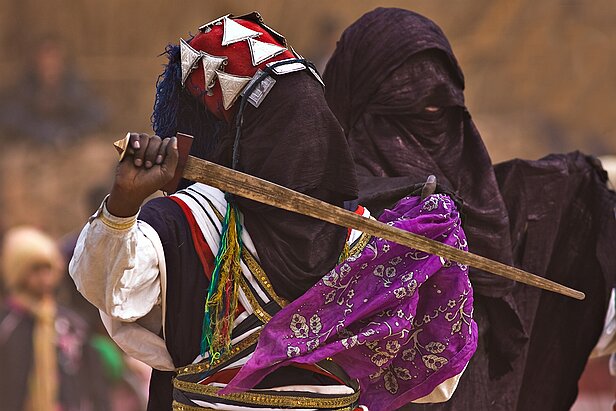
[176,330,261,376]
[349,232,371,256]
[238,275,272,322]
[203,196,288,307]
[241,249,289,307]
[99,209,137,231]
[172,400,356,411]
[172,378,360,409]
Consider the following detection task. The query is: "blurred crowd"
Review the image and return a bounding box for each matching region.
[0,224,151,411]
[0,35,148,411]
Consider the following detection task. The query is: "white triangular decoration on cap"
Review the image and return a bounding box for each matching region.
[309,67,325,87]
[221,16,261,46]
[289,45,303,59]
[216,70,251,110]
[180,38,201,86]
[247,38,287,66]
[201,52,227,90]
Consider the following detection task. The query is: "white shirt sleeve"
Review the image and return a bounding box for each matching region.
[69,200,162,323]
[69,199,175,371]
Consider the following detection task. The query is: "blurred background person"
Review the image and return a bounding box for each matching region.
[0,226,110,411]
[0,35,107,146]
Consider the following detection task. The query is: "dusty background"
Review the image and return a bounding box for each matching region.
[0,2,613,409]
[0,0,614,236]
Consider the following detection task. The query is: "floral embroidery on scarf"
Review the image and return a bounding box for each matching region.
[229,195,478,411]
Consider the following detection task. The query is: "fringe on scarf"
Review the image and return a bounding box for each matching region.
[200,200,243,359]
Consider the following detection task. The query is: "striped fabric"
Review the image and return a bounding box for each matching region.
[170,184,369,410]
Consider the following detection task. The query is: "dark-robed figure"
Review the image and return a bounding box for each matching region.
[323,7,616,410]
[70,13,363,411]
[324,8,526,408]
[324,7,514,297]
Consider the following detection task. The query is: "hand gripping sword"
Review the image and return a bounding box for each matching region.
[115,133,585,300]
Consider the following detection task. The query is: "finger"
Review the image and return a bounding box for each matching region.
[143,135,162,169]
[129,132,141,149]
[421,175,437,199]
[156,138,171,165]
[123,132,140,157]
[162,137,179,177]
[133,133,150,167]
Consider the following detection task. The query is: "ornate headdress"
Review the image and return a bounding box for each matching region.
[178,13,322,121]
[152,12,323,165]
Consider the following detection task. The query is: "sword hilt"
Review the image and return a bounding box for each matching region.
[113,132,194,193]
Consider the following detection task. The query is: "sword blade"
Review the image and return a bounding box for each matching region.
[183,155,585,300]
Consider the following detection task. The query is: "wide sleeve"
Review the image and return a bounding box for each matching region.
[69,199,162,322]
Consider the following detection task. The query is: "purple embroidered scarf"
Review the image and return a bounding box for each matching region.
[224,195,477,411]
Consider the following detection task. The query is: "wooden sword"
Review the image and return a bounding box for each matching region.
[114,133,585,300]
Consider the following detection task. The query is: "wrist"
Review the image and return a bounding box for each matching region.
[106,185,145,218]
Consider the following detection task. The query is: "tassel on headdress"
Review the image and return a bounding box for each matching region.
[152,42,225,196]
[152,43,182,138]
